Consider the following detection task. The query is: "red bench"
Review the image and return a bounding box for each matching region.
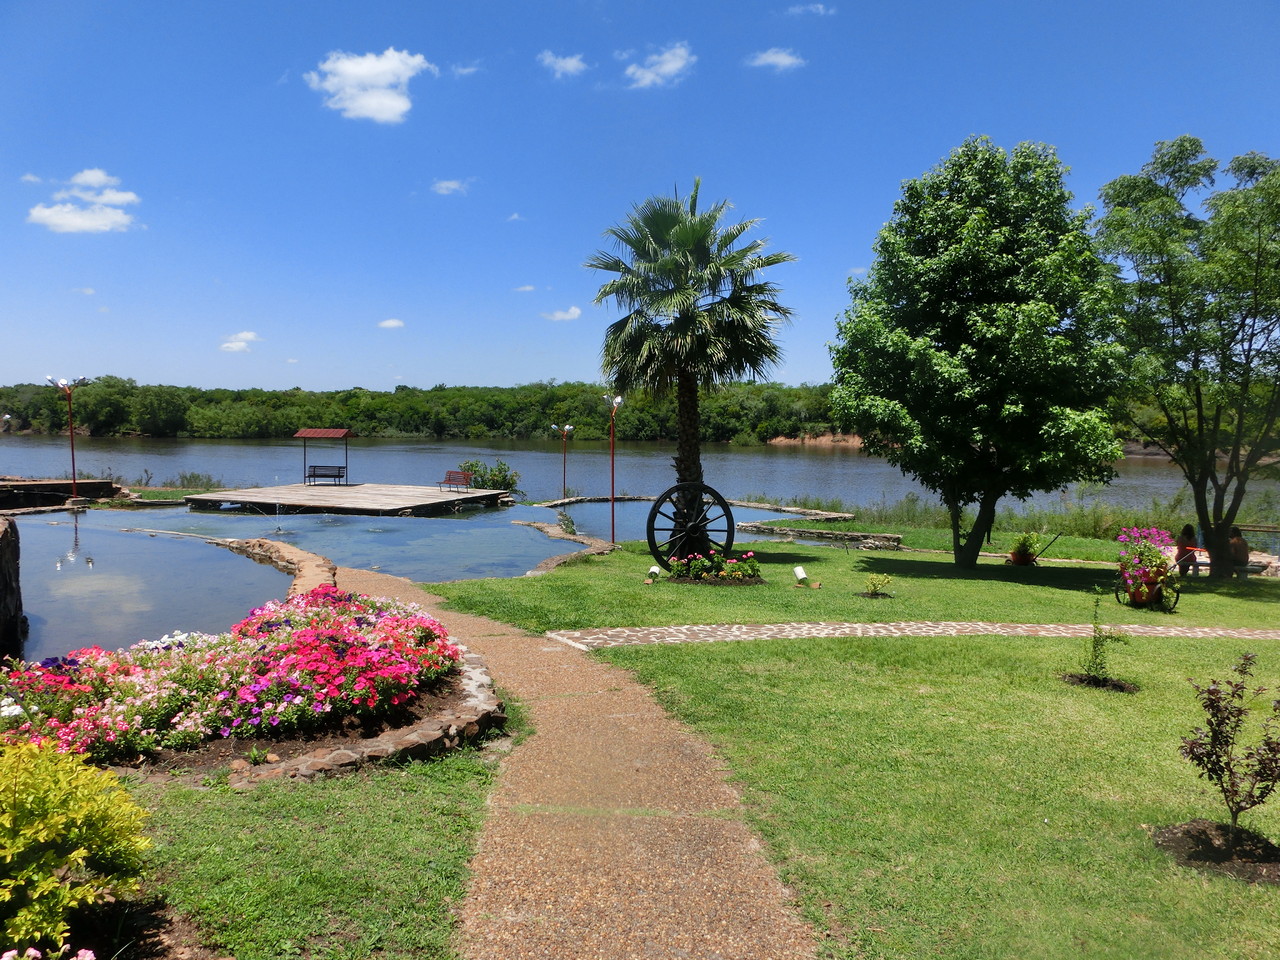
[438,470,473,491]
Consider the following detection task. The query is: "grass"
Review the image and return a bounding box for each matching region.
[136,749,494,960]
[755,518,1122,560]
[424,540,1280,633]
[596,631,1280,959]
[128,694,534,960]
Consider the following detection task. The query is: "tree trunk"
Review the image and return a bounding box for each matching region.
[672,374,703,487]
[672,375,710,556]
[954,491,1001,569]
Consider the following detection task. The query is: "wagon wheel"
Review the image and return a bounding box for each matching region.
[1157,578,1181,613]
[646,482,735,570]
[1114,577,1129,606]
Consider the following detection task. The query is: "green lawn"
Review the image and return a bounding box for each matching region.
[424,540,1280,633]
[422,539,1280,959]
[136,745,501,960]
[597,631,1280,959]
[755,518,1127,561]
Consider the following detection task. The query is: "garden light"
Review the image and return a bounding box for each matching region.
[46,376,90,499]
[551,423,574,499]
[604,394,622,543]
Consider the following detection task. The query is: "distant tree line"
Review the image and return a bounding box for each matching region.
[0,377,836,445]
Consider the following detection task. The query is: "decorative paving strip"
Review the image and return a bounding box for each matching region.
[548,621,1280,651]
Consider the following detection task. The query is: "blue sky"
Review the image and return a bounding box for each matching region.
[2,1,1275,391]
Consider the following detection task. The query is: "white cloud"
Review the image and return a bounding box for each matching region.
[220,331,262,353]
[21,173,41,183]
[74,287,95,295]
[379,318,404,328]
[27,168,140,233]
[537,50,588,79]
[748,48,807,71]
[287,358,299,364]
[69,168,118,189]
[452,62,481,77]
[508,212,523,221]
[625,42,696,88]
[542,306,581,322]
[431,179,467,195]
[788,3,836,14]
[514,285,535,292]
[305,47,437,124]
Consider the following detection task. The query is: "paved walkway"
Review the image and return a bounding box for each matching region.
[334,567,816,960]
[548,620,1280,650]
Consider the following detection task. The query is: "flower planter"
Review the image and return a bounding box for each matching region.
[1126,578,1165,607]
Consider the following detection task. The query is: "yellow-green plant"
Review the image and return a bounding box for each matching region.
[0,743,150,949]
[865,573,893,596]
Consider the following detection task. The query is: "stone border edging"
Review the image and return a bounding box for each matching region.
[511,520,616,574]
[225,648,505,791]
[225,537,338,596]
[735,522,903,547]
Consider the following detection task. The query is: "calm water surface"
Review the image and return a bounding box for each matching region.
[4,435,1273,661]
[0,434,1235,510]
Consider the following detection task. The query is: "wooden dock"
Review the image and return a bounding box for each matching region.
[184,483,509,517]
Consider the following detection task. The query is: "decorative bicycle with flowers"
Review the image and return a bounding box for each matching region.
[1113,526,1181,612]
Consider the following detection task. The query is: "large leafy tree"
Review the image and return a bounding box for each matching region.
[586,179,795,497]
[830,137,1124,567]
[1097,136,1280,577]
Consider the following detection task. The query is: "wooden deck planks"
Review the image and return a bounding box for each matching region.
[184,482,507,517]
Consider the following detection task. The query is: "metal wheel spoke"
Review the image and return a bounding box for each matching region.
[646,482,735,570]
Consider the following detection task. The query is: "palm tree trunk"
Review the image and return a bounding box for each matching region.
[672,374,710,556]
[673,374,703,487]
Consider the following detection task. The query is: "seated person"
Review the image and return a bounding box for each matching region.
[1229,526,1251,575]
[1174,523,1200,577]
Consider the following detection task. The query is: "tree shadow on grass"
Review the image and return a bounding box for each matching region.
[1175,576,1280,607]
[857,554,1110,594]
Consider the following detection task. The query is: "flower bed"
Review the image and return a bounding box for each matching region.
[1,584,461,765]
[667,550,763,583]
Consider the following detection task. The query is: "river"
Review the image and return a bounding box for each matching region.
[0,434,1236,512]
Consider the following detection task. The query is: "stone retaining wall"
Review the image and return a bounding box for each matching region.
[0,517,23,658]
[735,521,902,549]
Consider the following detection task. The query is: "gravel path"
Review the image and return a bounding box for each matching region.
[334,567,816,960]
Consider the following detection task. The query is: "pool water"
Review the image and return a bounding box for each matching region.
[12,499,795,660]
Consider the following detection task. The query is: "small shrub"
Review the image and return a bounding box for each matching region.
[556,510,577,535]
[864,573,893,596]
[1180,653,1280,851]
[1081,589,1130,680]
[0,743,149,950]
[458,459,525,498]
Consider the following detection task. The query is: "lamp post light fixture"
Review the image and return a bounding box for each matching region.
[604,394,622,543]
[46,376,90,499]
[551,423,574,499]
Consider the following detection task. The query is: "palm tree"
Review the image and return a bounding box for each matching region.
[586,179,795,497]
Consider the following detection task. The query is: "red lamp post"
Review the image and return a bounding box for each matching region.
[46,376,89,499]
[604,394,622,543]
[550,423,573,499]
